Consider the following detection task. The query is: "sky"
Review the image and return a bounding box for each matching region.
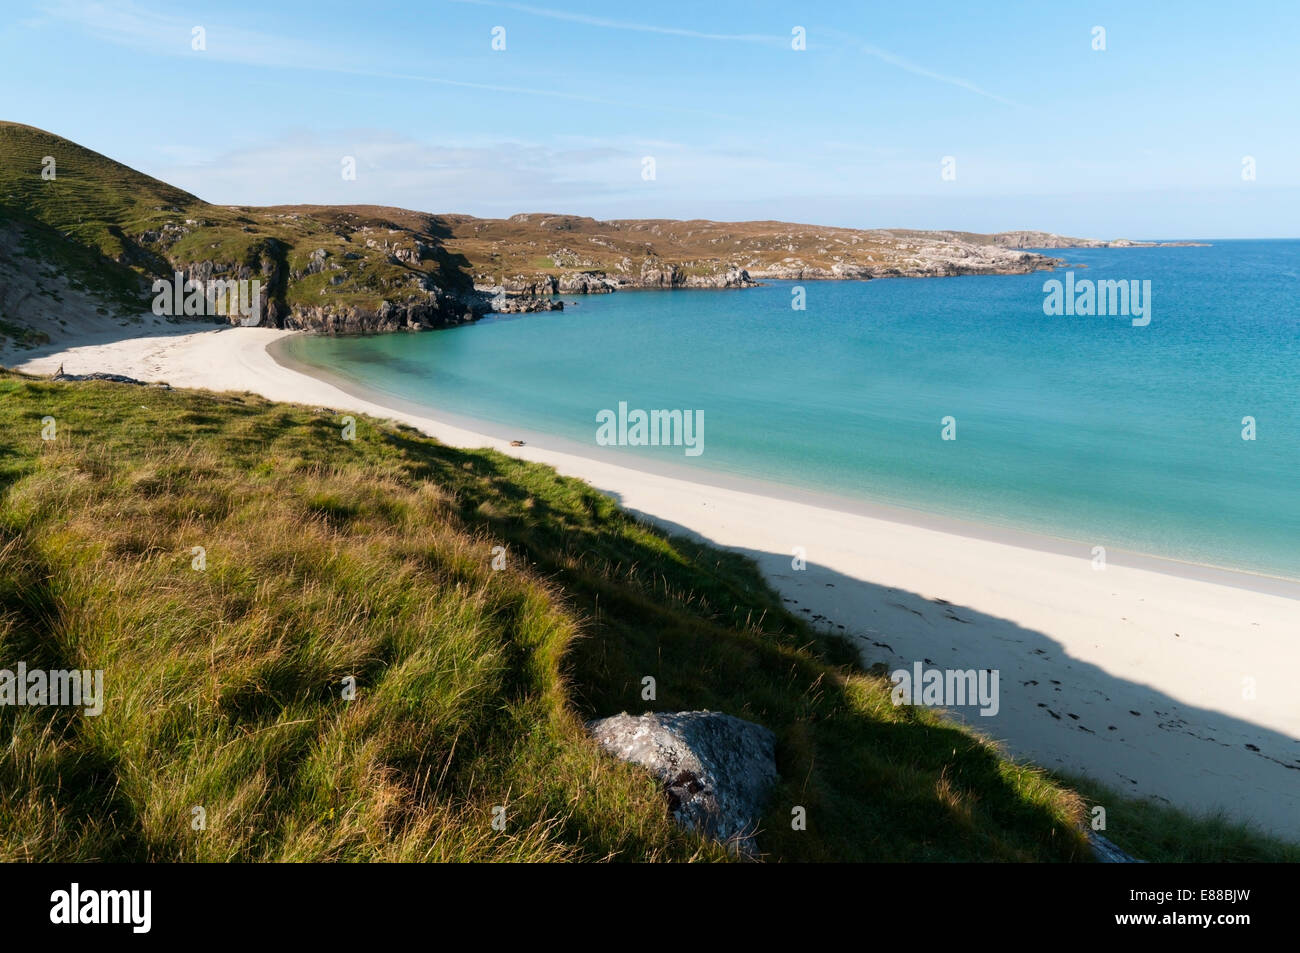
[3,0,1299,238]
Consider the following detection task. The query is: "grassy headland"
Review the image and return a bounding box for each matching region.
[1,371,1294,861]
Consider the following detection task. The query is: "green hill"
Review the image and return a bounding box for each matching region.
[0,121,200,257]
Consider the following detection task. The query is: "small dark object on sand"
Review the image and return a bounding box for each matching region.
[510,439,525,447]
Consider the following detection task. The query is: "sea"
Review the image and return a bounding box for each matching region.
[277,240,1300,580]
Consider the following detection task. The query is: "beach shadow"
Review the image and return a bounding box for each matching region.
[605,501,1300,843]
[0,318,230,373]
[319,425,1299,851]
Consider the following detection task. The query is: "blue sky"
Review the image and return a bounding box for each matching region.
[4,0,1299,237]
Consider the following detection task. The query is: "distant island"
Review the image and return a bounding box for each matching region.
[0,120,1206,348]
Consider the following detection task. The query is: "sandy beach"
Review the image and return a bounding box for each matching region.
[7,324,1299,841]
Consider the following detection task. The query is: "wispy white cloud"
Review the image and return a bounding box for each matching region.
[38,0,321,64]
[145,129,878,215]
[320,65,736,120]
[447,0,786,45]
[147,131,673,211]
[34,0,736,119]
[857,44,1025,109]
[458,1,1026,107]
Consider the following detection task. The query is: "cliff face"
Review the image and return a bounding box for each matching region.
[489,263,756,296]
[638,263,757,289]
[282,295,487,334]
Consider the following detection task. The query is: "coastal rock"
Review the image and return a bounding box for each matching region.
[991,230,1210,249]
[472,284,563,313]
[557,272,619,294]
[500,274,558,296]
[638,260,682,287]
[282,291,487,334]
[684,264,756,289]
[491,295,563,313]
[587,710,778,855]
[52,371,169,388]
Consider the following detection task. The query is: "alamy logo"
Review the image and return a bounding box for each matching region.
[0,663,103,716]
[1042,271,1151,327]
[595,401,704,456]
[890,662,1000,716]
[50,883,151,933]
[151,271,262,326]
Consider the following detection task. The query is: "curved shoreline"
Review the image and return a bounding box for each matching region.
[9,324,1300,840]
[268,332,1300,599]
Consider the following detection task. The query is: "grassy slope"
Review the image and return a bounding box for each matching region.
[3,375,1292,862]
[0,122,199,255]
[0,371,1102,862]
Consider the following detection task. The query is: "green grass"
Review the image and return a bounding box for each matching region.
[0,370,1113,862]
[0,206,150,315]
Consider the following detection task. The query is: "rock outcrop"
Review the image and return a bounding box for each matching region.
[557,272,619,294]
[51,371,162,386]
[588,710,778,856]
[282,293,485,334]
[748,241,1061,280]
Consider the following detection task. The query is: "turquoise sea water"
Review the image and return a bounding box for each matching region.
[281,241,1300,579]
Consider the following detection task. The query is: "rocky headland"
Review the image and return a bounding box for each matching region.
[0,121,1205,346]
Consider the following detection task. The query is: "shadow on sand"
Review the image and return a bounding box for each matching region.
[604,498,1300,843]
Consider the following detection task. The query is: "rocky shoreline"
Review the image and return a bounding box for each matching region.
[248,243,1070,335]
[450,242,1064,324]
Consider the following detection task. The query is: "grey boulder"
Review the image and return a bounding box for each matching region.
[587,710,777,855]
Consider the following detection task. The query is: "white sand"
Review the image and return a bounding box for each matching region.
[8,325,1300,842]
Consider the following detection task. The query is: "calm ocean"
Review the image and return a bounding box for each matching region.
[281,241,1300,579]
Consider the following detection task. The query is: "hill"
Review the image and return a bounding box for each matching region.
[1,122,1095,350]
